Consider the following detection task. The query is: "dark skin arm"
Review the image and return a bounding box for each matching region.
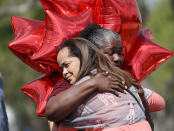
[46,73,126,122]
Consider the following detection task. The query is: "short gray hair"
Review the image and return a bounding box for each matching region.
[80,24,121,48]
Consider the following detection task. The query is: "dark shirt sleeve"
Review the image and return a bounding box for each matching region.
[48,78,72,100]
[0,73,9,131]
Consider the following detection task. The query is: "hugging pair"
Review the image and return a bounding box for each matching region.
[46,24,165,131]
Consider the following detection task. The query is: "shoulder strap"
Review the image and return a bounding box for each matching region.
[126,89,145,112]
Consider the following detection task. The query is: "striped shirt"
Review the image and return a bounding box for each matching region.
[62,76,150,129]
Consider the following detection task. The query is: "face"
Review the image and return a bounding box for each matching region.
[57,47,80,84]
[101,38,124,67]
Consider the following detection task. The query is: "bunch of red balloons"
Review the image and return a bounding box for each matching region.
[8,0,173,116]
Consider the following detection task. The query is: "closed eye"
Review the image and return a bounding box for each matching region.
[104,49,114,56]
[62,63,70,68]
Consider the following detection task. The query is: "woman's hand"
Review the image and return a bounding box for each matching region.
[91,72,127,97]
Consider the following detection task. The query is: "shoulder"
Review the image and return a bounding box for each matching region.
[74,76,91,86]
[48,78,71,99]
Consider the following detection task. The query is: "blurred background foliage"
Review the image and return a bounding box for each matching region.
[0,0,173,131]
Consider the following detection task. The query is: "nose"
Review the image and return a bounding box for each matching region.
[112,53,123,67]
[63,68,68,78]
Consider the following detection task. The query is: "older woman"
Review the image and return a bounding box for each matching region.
[79,24,165,112]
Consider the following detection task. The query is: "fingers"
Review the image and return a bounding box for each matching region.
[107,75,128,92]
[109,78,127,89]
[120,84,127,90]
[109,77,122,83]
[107,88,120,97]
[113,81,127,89]
[109,78,127,90]
[111,84,126,94]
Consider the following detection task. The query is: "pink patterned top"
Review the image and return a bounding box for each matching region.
[62,76,147,129]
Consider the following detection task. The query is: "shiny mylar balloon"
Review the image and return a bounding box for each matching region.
[122,29,173,82]
[8,17,53,74]
[21,72,63,116]
[39,0,81,17]
[9,0,142,75]
[9,9,93,74]
[31,8,93,72]
[40,0,142,56]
